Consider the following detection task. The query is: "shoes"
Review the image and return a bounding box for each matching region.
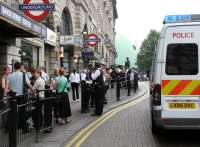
[73,99,76,103]
[58,118,66,125]
[76,99,80,102]
[43,128,52,133]
[64,117,72,123]
[127,94,131,96]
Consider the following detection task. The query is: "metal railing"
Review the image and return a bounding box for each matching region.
[0,90,58,147]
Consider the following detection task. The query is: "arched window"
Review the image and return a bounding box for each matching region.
[60,8,73,35]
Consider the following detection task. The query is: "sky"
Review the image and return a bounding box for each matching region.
[116,0,200,49]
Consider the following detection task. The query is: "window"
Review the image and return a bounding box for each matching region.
[60,10,72,35]
[166,43,198,75]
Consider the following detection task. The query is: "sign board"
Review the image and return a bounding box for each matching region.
[60,36,83,48]
[44,28,56,46]
[82,50,94,58]
[19,0,55,21]
[85,34,100,46]
[0,2,47,37]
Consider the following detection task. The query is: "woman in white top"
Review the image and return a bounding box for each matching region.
[69,69,80,102]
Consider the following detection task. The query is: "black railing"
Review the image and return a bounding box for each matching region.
[0,90,58,147]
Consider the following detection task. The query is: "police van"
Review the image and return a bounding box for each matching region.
[150,15,200,134]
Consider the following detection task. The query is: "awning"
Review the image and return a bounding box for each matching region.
[0,2,46,38]
[60,36,83,48]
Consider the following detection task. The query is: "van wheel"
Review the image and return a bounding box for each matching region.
[151,115,160,134]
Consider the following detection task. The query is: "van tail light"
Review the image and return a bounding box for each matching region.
[152,84,161,106]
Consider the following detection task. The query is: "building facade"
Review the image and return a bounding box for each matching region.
[0,0,118,74]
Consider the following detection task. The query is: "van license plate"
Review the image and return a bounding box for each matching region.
[168,102,196,109]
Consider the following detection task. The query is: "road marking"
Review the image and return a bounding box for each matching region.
[65,90,149,147]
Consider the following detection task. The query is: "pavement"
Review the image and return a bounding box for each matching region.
[18,82,147,147]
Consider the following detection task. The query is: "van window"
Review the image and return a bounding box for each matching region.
[166,43,198,75]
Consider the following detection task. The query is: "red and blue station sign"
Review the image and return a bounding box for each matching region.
[19,0,54,21]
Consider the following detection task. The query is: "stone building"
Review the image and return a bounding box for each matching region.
[0,0,118,74]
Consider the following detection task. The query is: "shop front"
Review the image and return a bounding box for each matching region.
[0,1,46,71]
[60,35,83,72]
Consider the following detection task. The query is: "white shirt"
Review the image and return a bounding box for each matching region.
[33,77,45,98]
[41,71,49,82]
[91,69,101,80]
[80,73,86,81]
[69,73,80,83]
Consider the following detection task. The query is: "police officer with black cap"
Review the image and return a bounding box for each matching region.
[91,62,105,116]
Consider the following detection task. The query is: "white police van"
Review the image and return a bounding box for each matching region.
[150,15,200,134]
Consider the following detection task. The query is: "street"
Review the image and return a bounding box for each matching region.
[65,82,200,147]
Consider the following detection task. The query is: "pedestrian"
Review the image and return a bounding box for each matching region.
[69,69,80,102]
[29,67,37,86]
[50,68,60,90]
[125,57,130,69]
[0,66,10,109]
[134,69,138,92]
[0,66,10,97]
[32,68,45,129]
[103,68,111,104]
[50,68,60,121]
[91,62,105,116]
[56,68,71,124]
[40,67,49,84]
[7,62,35,133]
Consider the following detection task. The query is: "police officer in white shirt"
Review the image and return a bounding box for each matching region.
[69,69,80,102]
[91,62,105,116]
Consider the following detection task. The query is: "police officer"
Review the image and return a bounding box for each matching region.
[134,69,139,92]
[81,69,92,113]
[126,68,131,96]
[91,62,105,116]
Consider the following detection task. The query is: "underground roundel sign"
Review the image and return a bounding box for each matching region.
[19,0,54,21]
[86,34,99,46]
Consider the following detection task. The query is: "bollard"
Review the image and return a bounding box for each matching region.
[116,78,120,101]
[8,97,17,147]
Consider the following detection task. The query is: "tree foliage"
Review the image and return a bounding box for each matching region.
[137,30,160,72]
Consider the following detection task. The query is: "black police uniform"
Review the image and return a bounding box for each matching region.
[93,70,105,116]
[127,69,131,96]
[81,73,92,113]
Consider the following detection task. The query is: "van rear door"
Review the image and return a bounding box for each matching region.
[161,25,200,119]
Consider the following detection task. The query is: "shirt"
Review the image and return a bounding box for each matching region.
[7,71,30,96]
[57,76,68,93]
[91,69,101,80]
[41,71,49,82]
[33,77,45,98]
[80,73,86,81]
[69,73,80,83]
